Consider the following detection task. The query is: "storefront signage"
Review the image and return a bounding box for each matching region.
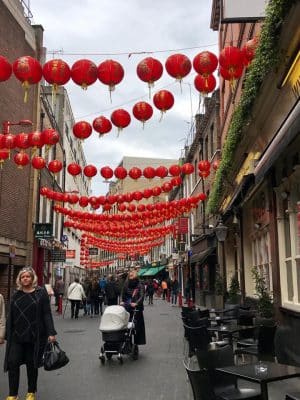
[89,248,99,255]
[34,223,53,239]
[66,250,76,259]
[46,249,66,262]
[178,217,189,234]
[222,0,265,22]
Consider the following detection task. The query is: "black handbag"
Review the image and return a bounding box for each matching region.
[43,341,69,371]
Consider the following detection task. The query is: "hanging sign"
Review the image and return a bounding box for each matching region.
[34,223,53,238]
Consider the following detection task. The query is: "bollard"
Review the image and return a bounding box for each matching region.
[167,289,170,302]
[57,295,63,314]
[178,291,183,307]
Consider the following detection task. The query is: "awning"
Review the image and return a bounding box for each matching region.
[137,268,149,277]
[141,265,166,276]
[190,246,215,264]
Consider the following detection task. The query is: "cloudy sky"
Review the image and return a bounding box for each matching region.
[30,0,218,194]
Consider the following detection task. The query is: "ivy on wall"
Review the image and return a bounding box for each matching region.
[207,0,296,214]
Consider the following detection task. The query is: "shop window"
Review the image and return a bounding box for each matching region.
[251,232,272,292]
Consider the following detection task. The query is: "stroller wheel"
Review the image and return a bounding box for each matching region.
[132,344,139,360]
[99,355,105,365]
[106,353,112,360]
[117,354,123,364]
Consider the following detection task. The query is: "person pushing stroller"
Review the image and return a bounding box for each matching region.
[120,270,146,349]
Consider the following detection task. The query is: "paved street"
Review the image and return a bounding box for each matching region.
[1,298,299,399]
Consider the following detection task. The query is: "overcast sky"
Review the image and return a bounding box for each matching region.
[30,0,218,194]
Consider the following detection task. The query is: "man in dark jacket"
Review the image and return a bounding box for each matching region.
[105,275,120,306]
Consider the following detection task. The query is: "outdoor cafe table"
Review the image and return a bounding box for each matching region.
[216,362,300,400]
[207,324,255,344]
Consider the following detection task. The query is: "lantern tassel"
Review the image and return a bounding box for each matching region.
[22,81,30,103]
[51,84,58,108]
[159,111,165,123]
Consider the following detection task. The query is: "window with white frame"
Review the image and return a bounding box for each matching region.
[251,231,272,292]
[279,185,300,311]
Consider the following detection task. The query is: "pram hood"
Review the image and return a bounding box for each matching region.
[99,305,130,332]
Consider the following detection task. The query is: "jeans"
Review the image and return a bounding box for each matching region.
[171,291,178,304]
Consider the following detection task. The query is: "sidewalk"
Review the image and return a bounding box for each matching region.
[0,298,191,400]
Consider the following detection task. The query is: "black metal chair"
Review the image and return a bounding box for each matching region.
[194,345,261,400]
[286,393,300,400]
[184,324,211,356]
[184,360,217,400]
[275,325,300,367]
[235,324,277,362]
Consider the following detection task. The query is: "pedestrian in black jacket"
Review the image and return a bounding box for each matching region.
[4,267,57,400]
[105,275,120,306]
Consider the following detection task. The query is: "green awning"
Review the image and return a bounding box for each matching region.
[137,268,148,277]
[142,265,165,276]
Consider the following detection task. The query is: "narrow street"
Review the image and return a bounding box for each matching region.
[0,299,190,400]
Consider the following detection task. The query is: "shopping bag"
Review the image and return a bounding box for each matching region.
[43,341,69,371]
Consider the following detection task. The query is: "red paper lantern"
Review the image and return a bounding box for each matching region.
[114,166,127,180]
[79,196,89,207]
[0,149,9,163]
[169,164,181,176]
[242,38,258,66]
[103,203,112,212]
[48,160,63,174]
[31,156,46,170]
[152,187,162,197]
[118,204,126,212]
[212,160,220,170]
[28,131,43,149]
[14,152,30,168]
[165,53,191,81]
[0,56,12,81]
[41,128,60,146]
[136,57,163,88]
[67,163,82,176]
[71,59,98,89]
[15,133,30,150]
[42,59,71,90]
[13,56,42,102]
[132,191,143,202]
[219,46,244,71]
[92,116,112,137]
[171,176,182,186]
[127,204,136,213]
[181,163,194,175]
[132,102,153,127]
[162,182,173,192]
[219,66,244,84]
[194,74,216,95]
[198,160,211,172]
[100,166,113,180]
[199,170,210,178]
[143,166,156,179]
[137,204,146,212]
[156,166,168,179]
[198,193,207,201]
[0,134,5,149]
[97,59,124,92]
[73,121,92,140]
[129,167,142,180]
[143,188,153,198]
[193,51,218,76]
[110,109,131,133]
[153,90,174,114]
[4,134,16,150]
[83,164,98,178]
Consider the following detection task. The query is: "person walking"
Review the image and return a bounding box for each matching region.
[3,267,56,400]
[171,277,179,306]
[67,278,86,319]
[146,279,155,305]
[89,278,101,317]
[161,280,168,300]
[54,276,65,312]
[105,275,120,306]
[0,292,5,345]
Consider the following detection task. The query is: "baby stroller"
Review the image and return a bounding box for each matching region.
[99,305,139,364]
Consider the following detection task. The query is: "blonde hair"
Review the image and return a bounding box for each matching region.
[16,267,38,290]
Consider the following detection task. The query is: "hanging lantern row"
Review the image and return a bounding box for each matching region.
[0,41,258,101]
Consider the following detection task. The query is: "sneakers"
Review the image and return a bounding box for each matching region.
[25,393,36,400]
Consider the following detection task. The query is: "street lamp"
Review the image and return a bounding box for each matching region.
[2,119,33,134]
[215,220,228,297]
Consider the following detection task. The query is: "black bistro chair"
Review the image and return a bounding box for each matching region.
[235,324,277,362]
[196,345,261,400]
[286,394,300,400]
[184,360,216,400]
[184,324,211,356]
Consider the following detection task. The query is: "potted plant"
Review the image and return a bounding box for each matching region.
[251,266,275,325]
[227,274,241,305]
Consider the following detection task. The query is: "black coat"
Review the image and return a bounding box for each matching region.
[4,286,57,372]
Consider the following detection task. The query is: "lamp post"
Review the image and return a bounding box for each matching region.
[2,119,33,134]
[215,221,228,296]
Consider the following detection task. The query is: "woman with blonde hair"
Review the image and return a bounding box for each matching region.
[4,267,57,400]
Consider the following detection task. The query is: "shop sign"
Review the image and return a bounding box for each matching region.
[89,248,98,255]
[178,217,189,234]
[222,0,265,22]
[66,250,76,259]
[34,223,53,239]
[46,249,66,262]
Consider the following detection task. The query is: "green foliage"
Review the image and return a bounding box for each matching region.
[207,0,296,214]
[228,274,241,304]
[251,266,274,318]
[215,273,224,296]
